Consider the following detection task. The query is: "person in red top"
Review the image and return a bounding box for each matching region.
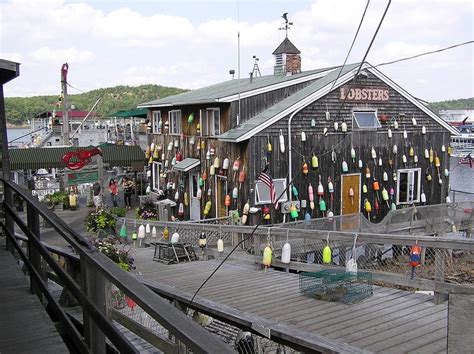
[108,178,119,207]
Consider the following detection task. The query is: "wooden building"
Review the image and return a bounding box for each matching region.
[138,37,459,224]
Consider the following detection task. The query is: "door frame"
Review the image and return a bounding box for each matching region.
[189,171,200,220]
[340,173,361,215]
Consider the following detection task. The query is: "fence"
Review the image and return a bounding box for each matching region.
[0,179,234,353]
[116,204,473,303]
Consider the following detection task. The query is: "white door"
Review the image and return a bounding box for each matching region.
[189,172,201,220]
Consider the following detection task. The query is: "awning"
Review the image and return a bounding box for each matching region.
[9,145,145,171]
[109,108,148,118]
[173,158,200,172]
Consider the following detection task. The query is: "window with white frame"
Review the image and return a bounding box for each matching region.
[255,178,288,205]
[152,111,161,134]
[352,110,381,130]
[169,110,182,135]
[200,108,221,136]
[397,168,421,205]
[152,162,161,191]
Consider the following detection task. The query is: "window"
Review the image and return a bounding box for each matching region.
[152,111,161,134]
[255,178,288,205]
[397,168,421,205]
[152,162,161,191]
[352,110,381,130]
[200,108,221,136]
[169,110,182,135]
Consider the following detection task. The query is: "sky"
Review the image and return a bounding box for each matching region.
[1,0,473,102]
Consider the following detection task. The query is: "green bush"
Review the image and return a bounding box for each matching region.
[85,208,117,234]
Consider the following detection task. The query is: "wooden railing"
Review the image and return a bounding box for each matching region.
[0,179,234,353]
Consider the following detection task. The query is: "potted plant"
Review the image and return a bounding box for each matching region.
[84,207,126,238]
[136,198,157,220]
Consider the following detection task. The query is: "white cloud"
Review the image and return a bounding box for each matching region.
[30,47,95,64]
[0,0,472,101]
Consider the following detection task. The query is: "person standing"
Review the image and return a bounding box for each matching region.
[108,178,119,207]
[122,176,135,210]
[92,180,103,210]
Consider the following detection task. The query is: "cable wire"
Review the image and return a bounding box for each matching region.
[373,40,473,68]
[189,1,392,307]
[329,0,370,92]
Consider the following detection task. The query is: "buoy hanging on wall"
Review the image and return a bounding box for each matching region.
[311,118,316,127]
[393,145,398,154]
[152,226,157,238]
[412,115,417,126]
[341,121,348,132]
[279,130,285,153]
[422,126,426,135]
[387,128,392,138]
[351,146,356,162]
[301,131,306,142]
[217,239,224,253]
[308,184,315,210]
[394,120,399,129]
[311,154,319,168]
[262,245,272,268]
[223,158,230,170]
[342,160,348,172]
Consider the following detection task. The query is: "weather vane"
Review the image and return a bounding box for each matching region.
[278,13,293,38]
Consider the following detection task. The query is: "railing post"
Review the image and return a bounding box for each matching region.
[26,202,44,300]
[3,182,15,252]
[81,256,107,354]
[434,247,448,304]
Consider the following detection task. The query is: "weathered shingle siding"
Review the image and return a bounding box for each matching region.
[250,72,451,221]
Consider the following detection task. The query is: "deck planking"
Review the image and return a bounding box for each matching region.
[0,246,68,354]
[133,248,448,353]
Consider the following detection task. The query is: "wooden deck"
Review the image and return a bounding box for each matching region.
[0,244,68,353]
[134,246,448,353]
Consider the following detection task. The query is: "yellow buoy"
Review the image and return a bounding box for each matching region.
[262,246,272,266]
[322,245,332,264]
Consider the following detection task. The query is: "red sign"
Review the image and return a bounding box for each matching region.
[340,86,389,102]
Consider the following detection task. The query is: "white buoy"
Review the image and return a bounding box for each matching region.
[341,121,347,132]
[412,116,417,126]
[281,243,291,264]
[421,192,426,203]
[387,128,392,138]
[223,158,230,169]
[334,121,339,131]
[145,223,151,234]
[217,239,224,252]
[171,232,179,243]
[394,120,399,129]
[152,226,157,238]
[301,131,306,142]
[422,126,426,135]
[403,129,408,139]
[279,129,285,153]
[358,159,363,168]
[393,145,398,154]
[138,225,146,239]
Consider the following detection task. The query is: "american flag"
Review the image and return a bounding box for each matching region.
[258,169,278,209]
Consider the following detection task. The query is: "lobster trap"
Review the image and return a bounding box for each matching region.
[299,269,373,304]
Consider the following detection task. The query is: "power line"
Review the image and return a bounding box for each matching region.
[373,40,473,68]
[189,1,392,307]
[330,0,370,92]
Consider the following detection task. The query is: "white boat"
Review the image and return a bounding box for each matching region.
[450,124,474,157]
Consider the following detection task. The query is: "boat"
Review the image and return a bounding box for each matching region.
[450,123,474,157]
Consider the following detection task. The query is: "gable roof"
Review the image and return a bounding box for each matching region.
[218,63,459,142]
[218,63,361,142]
[272,37,301,55]
[137,66,337,108]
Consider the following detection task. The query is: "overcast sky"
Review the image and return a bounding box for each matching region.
[1,0,473,102]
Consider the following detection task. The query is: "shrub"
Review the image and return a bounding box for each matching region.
[136,198,157,219]
[92,237,135,272]
[85,208,117,234]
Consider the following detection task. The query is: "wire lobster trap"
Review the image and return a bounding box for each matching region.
[299,269,373,304]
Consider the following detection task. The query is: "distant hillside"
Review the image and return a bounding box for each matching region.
[5,84,187,125]
[428,97,474,113]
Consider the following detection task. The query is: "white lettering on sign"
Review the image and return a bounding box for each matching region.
[340,86,389,102]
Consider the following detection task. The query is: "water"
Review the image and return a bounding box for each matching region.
[449,156,474,202]
[7,127,31,147]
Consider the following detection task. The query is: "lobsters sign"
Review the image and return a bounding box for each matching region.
[340,86,389,102]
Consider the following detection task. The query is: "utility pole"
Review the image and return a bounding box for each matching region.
[61,63,70,145]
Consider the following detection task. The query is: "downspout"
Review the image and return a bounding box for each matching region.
[287,106,307,202]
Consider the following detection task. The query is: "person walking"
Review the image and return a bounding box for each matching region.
[92,180,103,210]
[108,178,119,207]
[122,176,135,210]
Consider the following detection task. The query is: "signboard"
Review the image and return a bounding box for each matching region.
[68,170,99,185]
[32,178,60,201]
[340,86,389,102]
